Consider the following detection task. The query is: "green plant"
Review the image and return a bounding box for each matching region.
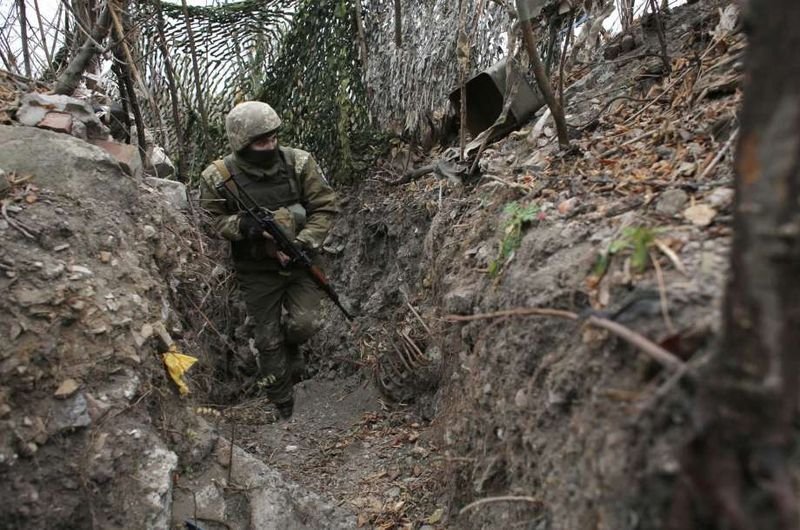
[595,225,661,276]
[488,201,541,277]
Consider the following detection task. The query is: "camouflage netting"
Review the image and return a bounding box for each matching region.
[361,1,512,139]
[134,0,296,177]
[257,0,380,185]
[131,0,518,183]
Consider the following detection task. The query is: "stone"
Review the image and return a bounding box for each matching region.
[50,393,92,432]
[41,262,65,280]
[145,177,188,210]
[200,439,356,528]
[514,388,529,408]
[96,368,140,403]
[89,139,143,178]
[37,111,73,134]
[16,92,109,140]
[54,379,80,399]
[443,286,476,315]
[148,146,176,179]
[707,187,734,210]
[655,146,675,160]
[655,189,689,216]
[0,126,141,211]
[135,444,178,530]
[142,225,157,239]
[557,197,578,215]
[620,33,637,53]
[604,43,621,60]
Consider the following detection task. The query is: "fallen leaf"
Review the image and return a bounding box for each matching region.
[427,507,444,524]
[54,378,79,399]
[683,204,717,227]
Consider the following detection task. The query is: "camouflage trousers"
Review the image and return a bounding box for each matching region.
[236,266,322,404]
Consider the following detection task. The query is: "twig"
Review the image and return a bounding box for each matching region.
[586,316,682,370]
[31,0,53,70]
[623,70,691,125]
[481,174,533,192]
[108,1,146,158]
[568,96,651,130]
[459,495,542,515]
[650,251,675,333]
[457,2,469,160]
[195,517,234,530]
[444,307,579,322]
[598,118,681,158]
[698,128,738,180]
[445,307,684,371]
[1,201,36,239]
[558,11,575,109]
[192,490,198,528]
[227,422,235,484]
[400,289,432,336]
[187,297,237,351]
[390,164,435,185]
[654,239,687,276]
[635,363,688,417]
[0,67,49,88]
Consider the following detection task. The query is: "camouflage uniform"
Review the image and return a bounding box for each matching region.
[199,101,338,413]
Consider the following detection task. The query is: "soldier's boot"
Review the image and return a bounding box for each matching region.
[275,393,294,419]
[257,345,294,419]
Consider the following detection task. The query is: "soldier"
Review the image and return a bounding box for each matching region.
[199,101,339,419]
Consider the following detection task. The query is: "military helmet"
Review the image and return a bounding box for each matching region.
[225,101,282,152]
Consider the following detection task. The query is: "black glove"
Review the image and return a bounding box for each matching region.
[239,216,266,240]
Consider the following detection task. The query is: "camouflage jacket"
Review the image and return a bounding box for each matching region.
[199,146,338,263]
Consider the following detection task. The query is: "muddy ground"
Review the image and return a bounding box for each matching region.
[1,1,745,529]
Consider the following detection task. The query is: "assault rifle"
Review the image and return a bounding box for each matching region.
[216,176,354,321]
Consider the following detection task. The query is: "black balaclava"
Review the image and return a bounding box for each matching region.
[238,143,280,167]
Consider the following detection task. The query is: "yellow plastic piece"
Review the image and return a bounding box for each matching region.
[162,346,198,396]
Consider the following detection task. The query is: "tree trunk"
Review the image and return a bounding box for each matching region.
[180,0,209,161]
[517,3,570,148]
[53,3,112,95]
[32,0,54,72]
[670,1,800,528]
[16,0,32,78]
[155,0,187,180]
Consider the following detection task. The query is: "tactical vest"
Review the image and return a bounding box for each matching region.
[213,147,306,263]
